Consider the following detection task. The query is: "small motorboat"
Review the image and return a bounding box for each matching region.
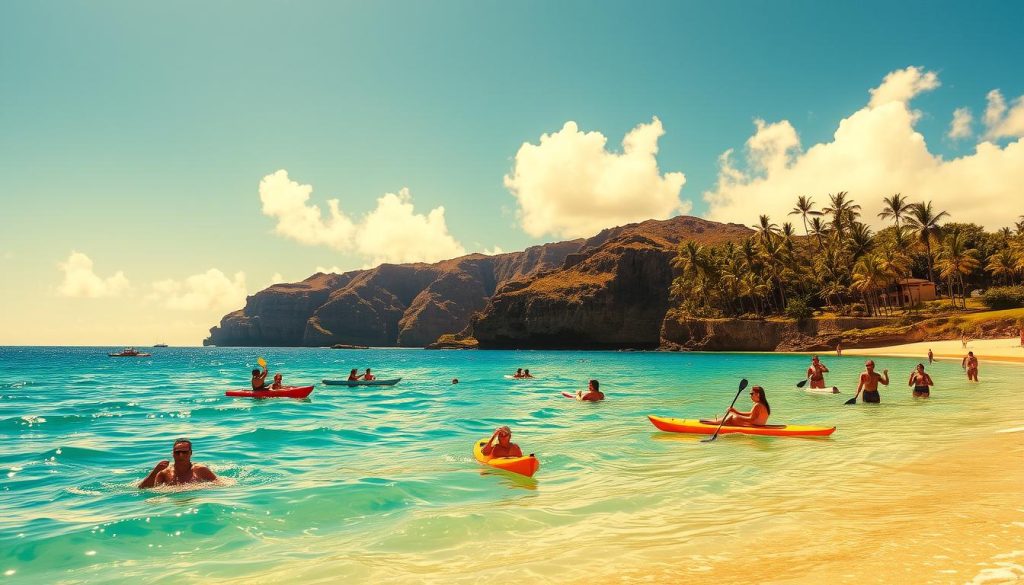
[108,347,152,358]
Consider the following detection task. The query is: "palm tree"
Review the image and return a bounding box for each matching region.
[937,226,980,309]
[852,254,886,316]
[753,215,780,244]
[877,242,912,309]
[877,193,912,230]
[822,191,861,237]
[808,216,828,249]
[846,222,875,260]
[788,195,822,237]
[905,200,950,285]
[986,248,1018,285]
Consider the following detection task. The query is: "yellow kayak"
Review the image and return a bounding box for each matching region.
[648,415,836,437]
[473,438,540,477]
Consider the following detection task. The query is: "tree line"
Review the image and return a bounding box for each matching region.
[671,192,1024,318]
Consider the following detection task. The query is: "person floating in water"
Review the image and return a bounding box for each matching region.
[908,363,934,398]
[362,368,376,381]
[513,368,524,379]
[522,369,534,379]
[251,364,269,391]
[854,360,889,403]
[481,426,522,458]
[806,355,830,389]
[962,351,979,382]
[347,369,359,381]
[927,348,934,364]
[576,379,604,401]
[706,385,770,427]
[138,438,217,489]
[451,378,459,385]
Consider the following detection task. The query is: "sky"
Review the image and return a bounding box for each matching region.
[1,1,1023,345]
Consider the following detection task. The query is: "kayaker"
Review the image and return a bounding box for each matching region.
[513,368,524,379]
[481,426,523,458]
[576,379,604,401]
[908,364,934,398]
[523,369,534,379]
[138,438,217,489]
[270,373,284,390]
[347,369,359,381]
[251,365,269,391]
[962,352,979,382]
[806,355,829,389]
[362,368,376,381]
[853,360,889,403]
[707,385,770,427]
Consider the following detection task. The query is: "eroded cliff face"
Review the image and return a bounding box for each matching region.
[471,217,753,348]
[659,311,894,351]
[204,242,582,347]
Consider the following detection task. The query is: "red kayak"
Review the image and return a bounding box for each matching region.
[225,386,314,399]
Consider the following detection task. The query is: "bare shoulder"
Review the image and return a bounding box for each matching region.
[193,464,217,480]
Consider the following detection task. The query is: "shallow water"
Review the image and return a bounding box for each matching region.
[1,347,1021,583]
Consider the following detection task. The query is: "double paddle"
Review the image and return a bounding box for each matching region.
[702,379,749,443]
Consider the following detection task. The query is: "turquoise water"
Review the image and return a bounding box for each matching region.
[1,346,1021,583]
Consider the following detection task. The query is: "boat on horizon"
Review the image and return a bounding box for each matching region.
[153,343,168,348]
[108,347,152,358]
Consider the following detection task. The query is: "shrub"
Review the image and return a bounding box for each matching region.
[981,286,1024,310]
[784,297,813,320]
[850,304,867,317]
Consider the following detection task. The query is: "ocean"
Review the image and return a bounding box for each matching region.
[1,346,1022,583]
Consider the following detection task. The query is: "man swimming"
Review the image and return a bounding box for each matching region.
[138,438,217,489]
[806,355,830,389]
[962,351,979,382]
[575,379,605,401]
[481,426,523,458]
[853,360,889,403]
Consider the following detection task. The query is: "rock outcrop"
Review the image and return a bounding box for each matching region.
[659,311,893,351]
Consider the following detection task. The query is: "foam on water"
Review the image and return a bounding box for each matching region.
[1,346,1022,583]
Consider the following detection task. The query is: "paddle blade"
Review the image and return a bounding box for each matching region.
[701,434,718,443]
[832,387,840,394]
[796,379,808,388]
[844,395,857,405]
[739,379,749,391]
[257,357,267,368]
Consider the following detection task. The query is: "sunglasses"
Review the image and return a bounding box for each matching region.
[173,449,191,455]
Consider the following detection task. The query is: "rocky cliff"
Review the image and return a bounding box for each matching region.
[204,240,583,347]
[471,216,753,348]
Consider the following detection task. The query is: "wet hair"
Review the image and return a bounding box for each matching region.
[350,369,357,375]
[274,373,282,380]
[451,378,459,384]
[968,351,974,356]
[590,379,599,391]
[524,369,530,374]
[751,386,770,415]
[173,438,192,449]
[251,369,260,376]
[917,363,925,369]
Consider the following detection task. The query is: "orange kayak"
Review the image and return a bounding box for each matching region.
[473,438,540,477]
[648,415,836,437]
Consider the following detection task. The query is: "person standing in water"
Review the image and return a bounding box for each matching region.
[138,438,217,489]
[836,341,843,357]
[806,355,830,389]
[927,348,934,364]
[705,386,770,427]
[908,364,935,398]
[853,360,889,403]
[962,351,979,382]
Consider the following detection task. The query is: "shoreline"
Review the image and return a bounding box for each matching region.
[840,336,1024,365]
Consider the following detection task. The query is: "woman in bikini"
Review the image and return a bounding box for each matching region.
[706,386,770,427]
[908,363,934,398]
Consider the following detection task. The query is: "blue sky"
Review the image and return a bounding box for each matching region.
[2,1,1023,344]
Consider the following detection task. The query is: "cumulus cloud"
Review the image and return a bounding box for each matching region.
[503,117,689,239]
[704,67,1024,230]
[57,251,130,298]
[482,246,505,256]
[948,107,973,140]
[315,265,344,275]
[984,89,1024,139]
[260,170,465,266]
[150,269,247,311]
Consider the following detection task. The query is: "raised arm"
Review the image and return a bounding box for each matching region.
[880,369,890,385]
[138,461,169,489]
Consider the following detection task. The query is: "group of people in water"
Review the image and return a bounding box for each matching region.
[141,348,985,488]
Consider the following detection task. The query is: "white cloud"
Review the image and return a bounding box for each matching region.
[57,251,130,298]
[260,170,466,266]
[266,273,285,287]
[482,246,505,256]
[948,107,973,140]
[704,67,1024,231]
[150,269,247,311]
[984,89,1024,139]
[315,265,344,274]
[503,117,689,239]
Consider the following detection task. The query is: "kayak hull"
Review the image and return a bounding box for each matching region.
[322,378,401,386]
[648,415,835,437]
[109,353,152,357]
[473,439,540,477]
[225,386,314,398]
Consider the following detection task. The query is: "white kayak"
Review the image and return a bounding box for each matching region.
[804,386,840,394]
[322,378,402,386]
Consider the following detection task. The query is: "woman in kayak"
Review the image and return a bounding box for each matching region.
[270,373,284,390]
[362,368,376,381]
[481,426,523,458]
[908,363,934,398]
[708,385,770,427]
[347,369,359,381]
[576,379,604,401]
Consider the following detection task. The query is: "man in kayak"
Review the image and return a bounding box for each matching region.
[138,438,217,489]
[481,426,523,458]
[347,369,359,381]
[806,355,830,389]
[576,379,604,401]
[251,365,269,391]
[854,360,889,403]
[362,368,376,381]
[962,351,979,381]
[705,385,770,427]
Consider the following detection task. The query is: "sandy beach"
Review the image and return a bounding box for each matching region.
[844,336,1024,364]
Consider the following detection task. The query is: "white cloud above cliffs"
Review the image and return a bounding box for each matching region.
[504,117,689,239]
[704,66,1024,230]
[57,251,130,298]
[259,170,466,266]
[150,269,248,311]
